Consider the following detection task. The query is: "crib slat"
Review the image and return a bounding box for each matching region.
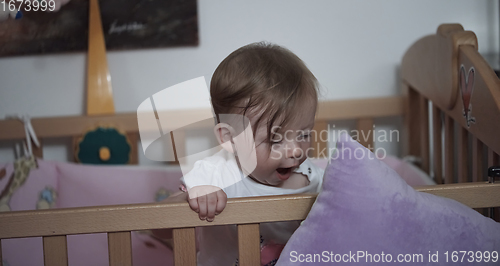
[173,228,196,266]
[356,118,373,150]
[487,150,500,221]
[472,137,486,215]
[432,105,443,184]
[472,137,484,182]
[43,235,68,266]
[419,96,430,174]
[487,151,500,221]
[238,223,260,266]
[444,115,454,183]
[0,240,3,266]
[457,126,468,183]
[32,138,43,159]
[311,120,328,158]
[126,132,139,164]
[172,130,186,164]
[405,86,420,157]
[108,231,132,266]
[488,149,500,166]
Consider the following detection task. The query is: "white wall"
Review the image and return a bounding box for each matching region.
[0,0,498,163]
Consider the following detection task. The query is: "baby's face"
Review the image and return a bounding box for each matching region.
[245,106,316,186]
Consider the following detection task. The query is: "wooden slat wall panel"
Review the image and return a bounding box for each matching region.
[432,105,443,184]
[419,96,430,174]
[311,120,328,158]
[356,118,374,150]
[444,115,454,184]
[238,224,260,266]
[457,127,469,183]
[43,235,68,266]
[108,231,132,266]
[173,228,196,266]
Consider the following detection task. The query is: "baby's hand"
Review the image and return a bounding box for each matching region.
[187,185,227,222]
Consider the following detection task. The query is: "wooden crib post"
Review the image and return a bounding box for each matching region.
[43,235,68,266]
[173,228,197,266]
[237,223,260,266]
[108,231,133,266]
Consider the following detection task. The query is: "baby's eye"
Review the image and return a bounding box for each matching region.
[298,134,311,141]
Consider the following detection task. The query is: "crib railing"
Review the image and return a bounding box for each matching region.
[401,24,500,220]
[1,184,500,266]
[311,96,404,156]
[0,96,405,164]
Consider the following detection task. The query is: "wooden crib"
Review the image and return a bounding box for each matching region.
[1,23,500,266]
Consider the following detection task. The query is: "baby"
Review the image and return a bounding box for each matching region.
[162,42,324,265]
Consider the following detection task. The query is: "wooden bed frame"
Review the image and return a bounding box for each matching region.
[1,24,500,266]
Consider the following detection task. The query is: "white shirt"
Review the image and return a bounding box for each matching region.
[181,150,324,266]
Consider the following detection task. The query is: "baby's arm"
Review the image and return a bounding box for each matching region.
[151,187,227,245]
[187,185,227,222]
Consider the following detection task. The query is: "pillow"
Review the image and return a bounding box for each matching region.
[379,155,435,186]
[277,133,500,265]
[311,155,435,186]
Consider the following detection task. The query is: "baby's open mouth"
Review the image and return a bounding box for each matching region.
[276,167,294,180]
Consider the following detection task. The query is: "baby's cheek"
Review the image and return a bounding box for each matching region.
[268,148,284,160]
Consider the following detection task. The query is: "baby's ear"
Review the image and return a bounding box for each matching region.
[214,123,235,153]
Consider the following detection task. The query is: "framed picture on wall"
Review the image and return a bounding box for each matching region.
[0,0,198,57]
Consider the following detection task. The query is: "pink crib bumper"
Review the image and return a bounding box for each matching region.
[0,159,183,266]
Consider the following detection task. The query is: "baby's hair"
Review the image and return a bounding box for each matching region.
[210,42,319,143]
